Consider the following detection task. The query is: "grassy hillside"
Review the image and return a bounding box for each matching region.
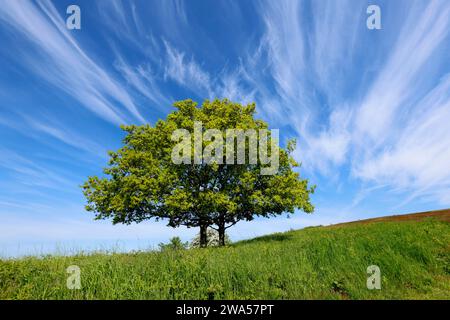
[1,214,449,299]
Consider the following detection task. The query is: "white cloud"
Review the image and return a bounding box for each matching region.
[162,41,259,107]
[163,40,212,96]
[25,117,106,158]
[254,0,450,207]
[354,75,450,204]
[296,107,352,175]
[0,0,145,125]
[0,148,78,190]
[355,1,450,146]
[260,0,305,103]
[114,56,171,109]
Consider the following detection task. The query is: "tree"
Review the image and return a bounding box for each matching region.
[190,227,231,248]
[82,99,314,247]
[158,236,188,251]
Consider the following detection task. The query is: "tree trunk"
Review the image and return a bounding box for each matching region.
[199,224,208,248]
[218,219,225,247]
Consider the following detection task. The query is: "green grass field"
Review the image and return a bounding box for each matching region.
[1,217,449,299]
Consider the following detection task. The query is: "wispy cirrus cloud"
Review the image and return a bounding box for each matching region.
[0,148,78,191]
[0,0,145,125]
[261,1,305,100]
[354,74,450,205]
[114,56,172,110]
[163,40,213,97]
[0,109,106,160]
[24,117,106,159]
[162,40,257,105]
[354,0,450,146]
[248,0,450,206]
[350,1,450,204]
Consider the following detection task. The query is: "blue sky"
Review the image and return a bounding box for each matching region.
[1,0,450,257]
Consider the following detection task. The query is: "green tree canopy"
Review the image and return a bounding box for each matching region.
[82,99,314,247]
